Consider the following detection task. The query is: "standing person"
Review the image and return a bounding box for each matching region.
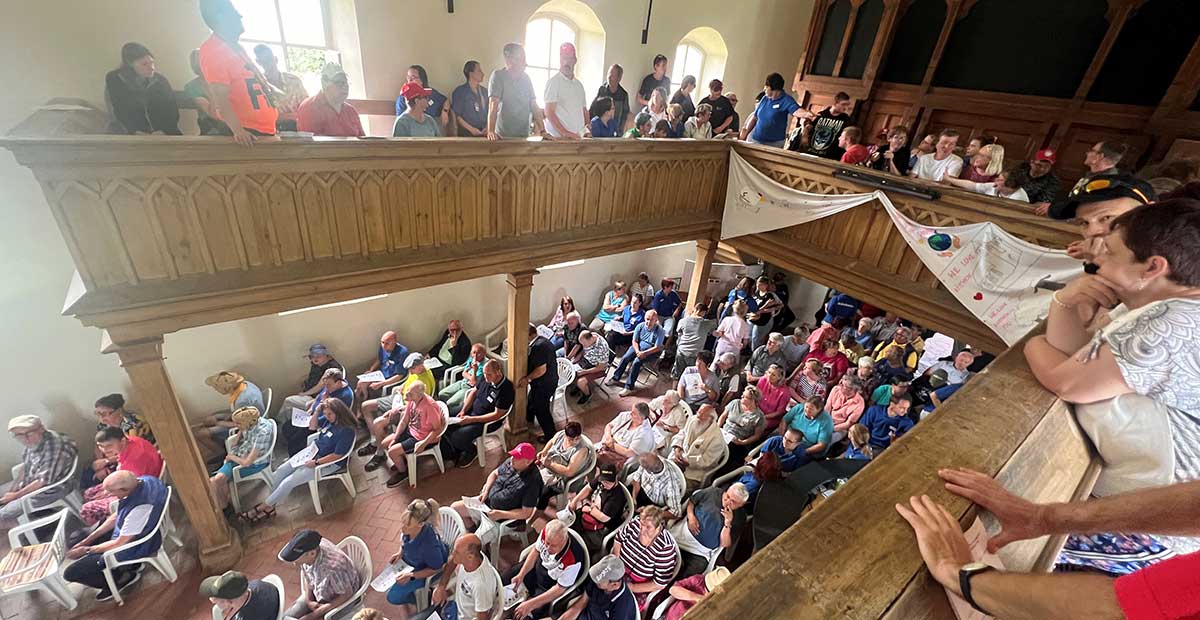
[747,276,782,350]
[296,63,363,137]
[670,75,697,123]
[488,43,547,140]
[909,129,963,182]
[805,91,854,160]
[869,126,912,176]
[740,73,804,148]
[395,65,449,132]
[105,43,181,135]
[699,79,736,137]
[520,324,559,443]
[393,82,443,137]
[673,305,717,379]
[450,60,488,137]
[595,63,630,134]
[198,0,278,146]
[545,43,588,139]
[252,44,306,132]
[637,55,670,108]
[839,127,870,165]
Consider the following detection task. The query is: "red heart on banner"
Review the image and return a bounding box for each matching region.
[973,292,983,301]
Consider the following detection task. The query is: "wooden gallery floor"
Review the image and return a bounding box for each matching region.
[7,377,666,620]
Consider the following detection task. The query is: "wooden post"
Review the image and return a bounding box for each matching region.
[112,336,241,571]
[505,270,537,436]
[687,239,719,307]
[907,0,966,132]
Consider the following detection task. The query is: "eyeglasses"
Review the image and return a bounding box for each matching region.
[11,430,37,439]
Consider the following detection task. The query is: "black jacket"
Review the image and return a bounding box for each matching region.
[105,68,181,135]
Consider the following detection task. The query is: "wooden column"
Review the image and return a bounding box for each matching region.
[793,0,837,92]
[860,0,906,91]
[111,336,241,571]
[908,0,966,134]
[831,0,867,78]
[505,270,537,436]
[687,239,719,307]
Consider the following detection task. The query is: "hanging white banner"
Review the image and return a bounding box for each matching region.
[721,151,1082,346]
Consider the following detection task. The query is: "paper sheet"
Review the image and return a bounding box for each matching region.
[503,584,526,609]
[424,357,443,370]
[683,373,705,400]
[369,561,414,592]
[446,416,463,426]
[357,370,386,383]
[287,444,319,468]
[721,429,736,445]
[461,496,491,513]
[536,324,555,340]
[946,518,1006,620]
[290,407,312,428]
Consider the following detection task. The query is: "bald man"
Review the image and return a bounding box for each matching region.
[429,534,502,620]
[64,471,170,601]
[353,330,409,417]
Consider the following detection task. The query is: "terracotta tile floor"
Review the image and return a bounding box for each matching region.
[11,375,668,620]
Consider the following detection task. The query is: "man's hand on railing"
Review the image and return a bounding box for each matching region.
[894,494,974,596]
[938,468,1048,553]
[231,127,256,148]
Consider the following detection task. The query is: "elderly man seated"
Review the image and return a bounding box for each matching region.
[559,554,638,620]
[676,350,719,411]
[860,393,915,451]
[920,349,976,387]
[81,426,163,525]
[778,325,811,374]
[570,330,612,406]
[427,319,472,382]
[277,528,362,620]
[669,483,750,578]
[201,570,280,620]
[63,472,167,602]
[871,325,920,373]
[505,518,587,619]
[627,451,685,519]
[596,402,656,468]
[1,415,78,524]
[430,534,503,620]
[278,344,342,423]
[353,330,410,414]
[359,354,436,459]
[713,352,743,408]
[611,506,679,612]
[369,382,446,488]
[648,390,689,454]
[439,342,488,416]
[451,442,543,542]
[283,368,352,456]
[196,370,265,462]
[744,332,787,386]
[670,404,726,493]
[671,303,716,379]
[442,359,514,468]
[607,310,666,397]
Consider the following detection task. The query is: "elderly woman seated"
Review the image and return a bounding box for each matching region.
[569,330,611,405]
[209,406,274,510]
[718,385,767,469]
[670,404,726,493]
[85,393,154,490]
[195,370,265,462]
[537,421,592,508]
[611,506,680,612]
[787,359,827,403]
[755,364,791,430]
[563,463,628,558]
[589,280,629,332]
[438,342,487,416]
[648,390,689,454]
[596,402,656,468]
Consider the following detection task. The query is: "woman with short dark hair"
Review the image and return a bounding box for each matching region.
[105,42,181,135]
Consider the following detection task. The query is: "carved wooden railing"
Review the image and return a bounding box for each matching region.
[727,142,1079,352]
[1,135,728,341]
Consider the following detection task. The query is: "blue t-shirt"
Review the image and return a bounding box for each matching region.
[844,444,872,460]
[314,421,354,459]
[395,88,447,118]
[590,116,618,138]
[750,92,801,143]
[450,83,488,136]
[720,288,758,319]
[619,306,645,332]
[379,343,410,380]
[690,486,745,550]
[650,290,682,320]
[923,383,964,413]
[825,293,861,322]
[632,322,666,351]
[859,405,914,449]
[780,406,834,454]
[759,434,812,472]
[401,523,448,572]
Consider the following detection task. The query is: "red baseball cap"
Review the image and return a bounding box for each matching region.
[400,81,433,102]
[1034,148,1056,164]
[508,442,536,461]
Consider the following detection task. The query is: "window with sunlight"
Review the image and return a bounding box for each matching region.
[670,43,706,102]
[524,16,578,107]
[232,0,340,95]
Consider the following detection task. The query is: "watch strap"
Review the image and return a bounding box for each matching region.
[959,564,995,615]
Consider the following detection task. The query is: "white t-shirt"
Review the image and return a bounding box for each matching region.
[910,153,963,182]
[456,558,502,618]
[544,73,587,138]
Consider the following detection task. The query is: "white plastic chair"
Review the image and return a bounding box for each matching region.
[212,573,284,620]
[515,528,591,614]
[601,483,636,551]
[488,512,536,567]
[709,465,752,489]
[316,536,371,620]
[440,364,465,392]
[262,387,273,418]
[699,443,730,489]
[405,401,448,488]
[224,419,278,512]
[474,410,511,469]
[305,435,356,516]
[484,323,507,363]
[10,457,82,530]
[101,486,179,605]
[557,438,596,509]
[651,595,677,620]
[552,358,577,425]
[1,509,76,609]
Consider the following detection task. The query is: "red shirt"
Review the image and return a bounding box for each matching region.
[297,93,364,137]
[118,435,163,478]
[198,34,278,135]
[803,348,851,386]
[1116,551,1200,619]
[841,144,870,165]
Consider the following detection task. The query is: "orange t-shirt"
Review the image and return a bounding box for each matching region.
[198,34,278,135]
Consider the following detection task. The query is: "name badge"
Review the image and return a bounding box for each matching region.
[487,393,496,403]
[773,104,780,109]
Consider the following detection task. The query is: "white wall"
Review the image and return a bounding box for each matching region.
[0,0,812,470]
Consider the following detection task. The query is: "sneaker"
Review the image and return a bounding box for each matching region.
[386,470,409,488]
[97,570,142,602]
[357,443,378,457]
[619,388,635,397]
[576,392,592,405]
[363,454,388,472]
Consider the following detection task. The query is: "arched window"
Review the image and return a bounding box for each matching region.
[232,0,340,95]
[524,16,579,107]
[671,43,706,96]
[670,28,729,105]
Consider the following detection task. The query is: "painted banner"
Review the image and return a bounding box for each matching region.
[722,152,1081,346]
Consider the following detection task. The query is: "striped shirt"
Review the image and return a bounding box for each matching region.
[21,430,78,488]
[303,539,361,603]
[231,418,274,460]
[615,516,678,587]
[627,461,685,515]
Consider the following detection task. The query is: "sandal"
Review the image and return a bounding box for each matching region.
[238,505,276,524]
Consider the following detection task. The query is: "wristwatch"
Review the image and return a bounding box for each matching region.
[958,562,995,614]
